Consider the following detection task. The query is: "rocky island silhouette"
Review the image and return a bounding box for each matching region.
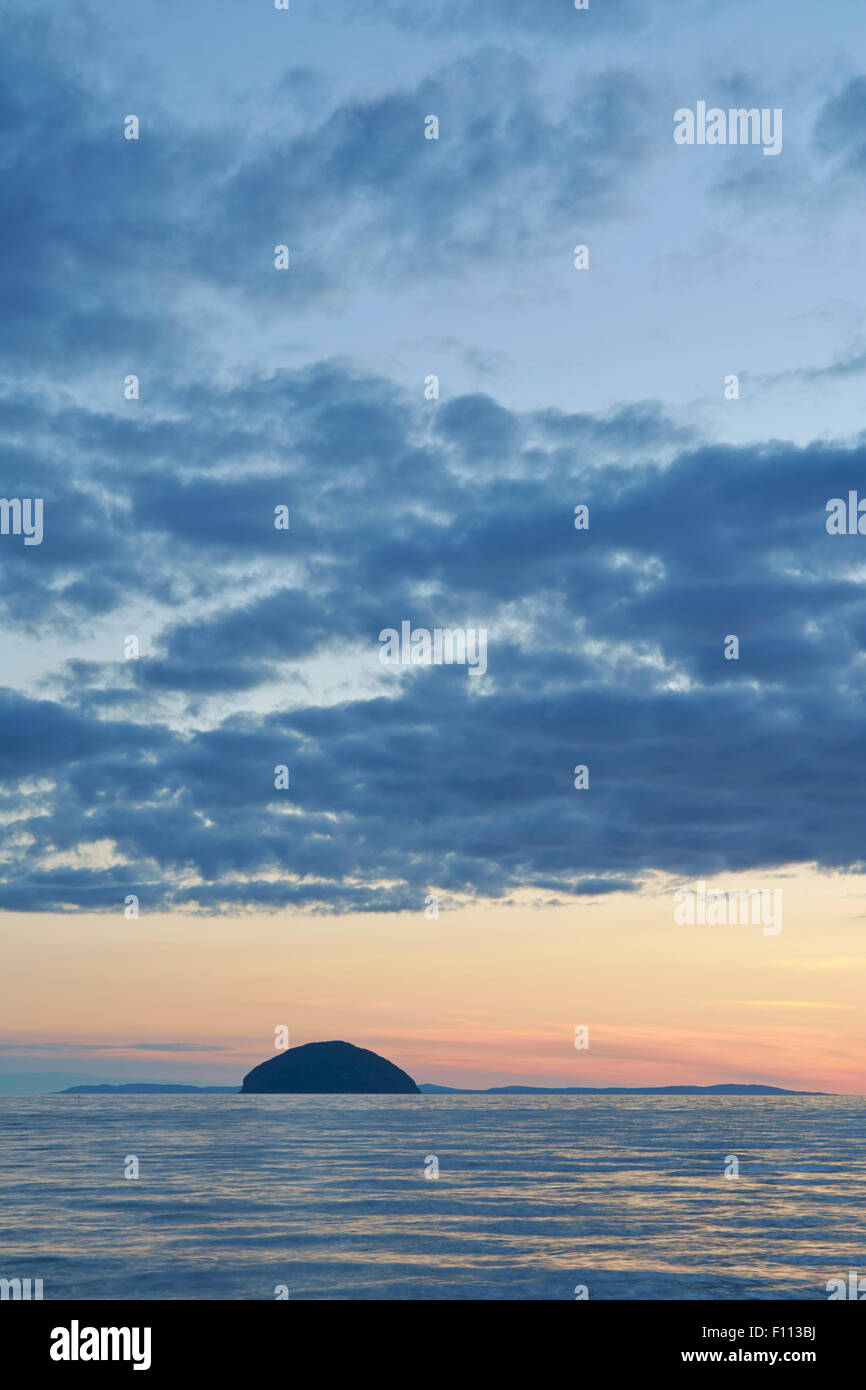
[241,1040,421,1094]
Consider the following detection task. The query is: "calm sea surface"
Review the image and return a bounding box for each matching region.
[1,1094,863,1300]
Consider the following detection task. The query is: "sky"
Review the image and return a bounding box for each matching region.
[1,0,866,1092]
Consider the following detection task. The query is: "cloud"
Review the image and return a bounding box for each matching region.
[0,12,652,379]
[0,1041,226,1053]
[1,4,863,918]
[0,360,865,913]
[814,76,866,171]
[200,51,651,299]
[364,0,648,37]
[0,10,218,375]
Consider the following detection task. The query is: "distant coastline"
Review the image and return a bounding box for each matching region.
[417,1083,833,1096]
[58,1083,239,1094]
[55,1081,833,1096]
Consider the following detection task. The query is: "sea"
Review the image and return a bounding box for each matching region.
[1,1093,863,1300]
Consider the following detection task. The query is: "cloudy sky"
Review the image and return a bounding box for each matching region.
[2,0,866,1092]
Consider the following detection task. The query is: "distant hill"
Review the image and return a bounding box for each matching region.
[418,1083,831,1095]
[58,1083,239,1094]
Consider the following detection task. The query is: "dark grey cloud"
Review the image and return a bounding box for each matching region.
[0,11,218,374]
[1,362,865,914]
[201,51,651,297]
[0,11,652,377]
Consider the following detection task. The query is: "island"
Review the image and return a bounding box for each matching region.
[241,1040,420,1094]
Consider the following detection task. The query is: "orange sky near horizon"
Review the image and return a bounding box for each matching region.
[1,865,864,1093]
